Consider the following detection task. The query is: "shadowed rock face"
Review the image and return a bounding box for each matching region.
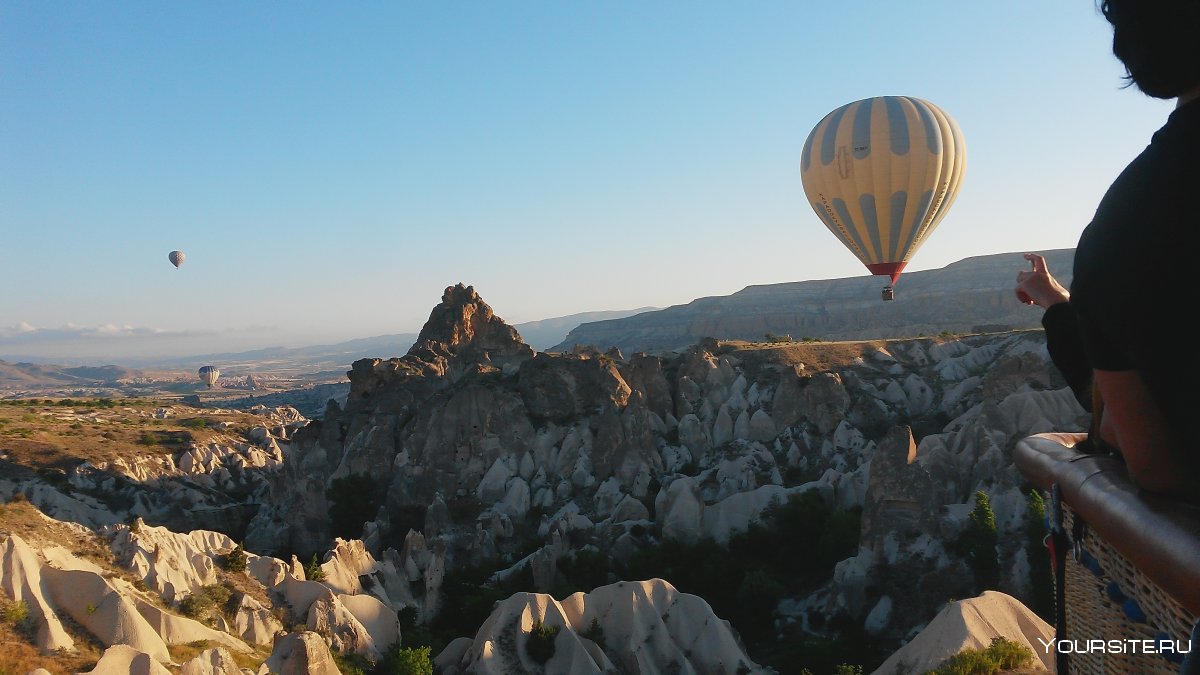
[552,249,1076,355]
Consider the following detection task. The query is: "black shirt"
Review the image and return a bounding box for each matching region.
[1070,98,1200,467]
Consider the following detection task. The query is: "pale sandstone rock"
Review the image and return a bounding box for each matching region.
[81,645,173,675]
[748,409,776,442]
[438,579,766,674]
[318,539,377,596]
[339,592,401,654]
[134,598,251,652]
[233,593,284,645]
[902,373,935,416]
[871,591,1053,674]
[498,477,530,520]
[306,590,380,658]
[676,414,710,455]
[711,405,733,447]
[42,567,171,662]
[475,454,513,502]
[609,494,649,524]
[732,409,751,442]
[0,534,75,652]
[257,631,341,675]
[108,520,230,603]
[700,485,793,544]
[246,553,295,589]
[658,478,703,544]
[180,647,242,675]
[273,578,329,621]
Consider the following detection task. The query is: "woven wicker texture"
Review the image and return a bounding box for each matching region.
[1057,505,1196,674]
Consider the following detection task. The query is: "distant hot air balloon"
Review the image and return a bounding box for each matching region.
[169,251,185,268]
[198,366,219,388]
[799,96,966,300]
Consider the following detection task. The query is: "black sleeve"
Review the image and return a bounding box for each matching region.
[1041,301,1092,412]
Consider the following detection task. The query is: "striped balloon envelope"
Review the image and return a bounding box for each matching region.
[799,96,966,293]
[198,365,220,387]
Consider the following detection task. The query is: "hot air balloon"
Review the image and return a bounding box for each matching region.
[799,96,966,300]
[169,251,185,268]
[198,366,219,388]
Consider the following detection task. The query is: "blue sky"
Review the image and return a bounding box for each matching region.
[0,1,1175,361]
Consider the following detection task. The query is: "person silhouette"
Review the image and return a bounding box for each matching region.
[1015,0,1200,502]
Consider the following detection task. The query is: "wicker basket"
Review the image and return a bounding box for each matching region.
[1058,504,1197,674]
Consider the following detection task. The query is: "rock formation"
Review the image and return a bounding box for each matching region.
[1,282,1089,673]
[871,591,1054,674]
[436,578,767,674]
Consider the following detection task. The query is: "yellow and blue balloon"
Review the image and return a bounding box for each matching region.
[800,96,966,298]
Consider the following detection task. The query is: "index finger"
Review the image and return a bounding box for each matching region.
[1024,253,1048,274]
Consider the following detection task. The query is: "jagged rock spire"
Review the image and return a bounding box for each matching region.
[405,283,533,376]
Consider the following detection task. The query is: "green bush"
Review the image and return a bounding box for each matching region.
[1,598,29,625]
[927,636,1034,675]
[526,620,559,664]
[305,553,326,582]
[397,605,420,631]
[580,617,605,649]
[376,644,434,675]
[178,585,233,620]
[179,593,214,618]
[223,543,248,573]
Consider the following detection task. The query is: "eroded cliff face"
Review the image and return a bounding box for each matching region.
[243,282,1087,645]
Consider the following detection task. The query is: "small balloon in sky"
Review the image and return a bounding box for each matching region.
[168,250,185,268]
[799,95,966,300]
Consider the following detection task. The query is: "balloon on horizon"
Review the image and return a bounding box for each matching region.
[168,250,185,268]
[799,95,966,299]
[198,365,219,387]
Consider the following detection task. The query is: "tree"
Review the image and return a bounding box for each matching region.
[376,644,433,675]
[224,542,247,573]
[957,490,999,591]
[526,620,559,664]
[1024,489,1054,620]
[305,553,326,582]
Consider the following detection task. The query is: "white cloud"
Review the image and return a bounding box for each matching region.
[0,322,218,344]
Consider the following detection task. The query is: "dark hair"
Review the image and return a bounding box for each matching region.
[1100,0,1200,99]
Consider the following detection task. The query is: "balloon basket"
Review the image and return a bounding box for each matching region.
[881,286,895,301]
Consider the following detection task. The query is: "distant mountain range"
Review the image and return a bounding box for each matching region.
[552,249,1075,355]
[0,361,150,389]
[0,308,660,375]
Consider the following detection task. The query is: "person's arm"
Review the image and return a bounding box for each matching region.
[1016,253,1092,409]
[1040,302,1092,411]
[1095,369,1199,500]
